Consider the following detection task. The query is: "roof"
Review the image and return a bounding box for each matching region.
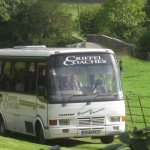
[0,46,114,57]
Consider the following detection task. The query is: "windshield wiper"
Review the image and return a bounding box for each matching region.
[87,93,118,105]
[62,94,87,106]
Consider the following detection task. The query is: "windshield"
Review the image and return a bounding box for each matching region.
[49,53,123,102]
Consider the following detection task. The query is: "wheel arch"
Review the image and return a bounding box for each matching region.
[35,116,46,139]
[0,112,6,126]
[0,112,7,131]
[0,112,3,119]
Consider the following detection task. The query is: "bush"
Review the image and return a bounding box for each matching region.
[137,29,150,59]
[79,6,100,35]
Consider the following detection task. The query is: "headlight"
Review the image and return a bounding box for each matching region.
[59,119,70,125]
[108,116,120,122]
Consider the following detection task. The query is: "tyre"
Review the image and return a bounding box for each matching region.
[0,117,6,136]
[100,136,114,144]
[36,124,46,144]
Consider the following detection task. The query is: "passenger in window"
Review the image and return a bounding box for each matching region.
[93,78,107,94]
[50,68,56,76]
[68,75,82,91]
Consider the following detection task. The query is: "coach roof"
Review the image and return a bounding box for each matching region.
[0,46,114,57]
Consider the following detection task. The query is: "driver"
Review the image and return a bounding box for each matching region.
[93,78,107,93]
[68,75,82,91]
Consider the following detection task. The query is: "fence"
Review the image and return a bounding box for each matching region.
[125,95,150,129]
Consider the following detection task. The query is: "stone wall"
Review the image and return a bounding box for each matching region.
[87,34,136,56]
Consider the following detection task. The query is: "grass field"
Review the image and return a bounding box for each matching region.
[61,3,101,19]
[121,56,150,129]
[122,56,150,97]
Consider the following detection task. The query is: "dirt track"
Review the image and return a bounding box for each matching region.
[86,42,104,48]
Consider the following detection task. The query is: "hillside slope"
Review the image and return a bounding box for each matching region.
[122,56,150,97]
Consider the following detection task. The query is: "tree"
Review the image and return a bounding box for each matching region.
[79,6,100,35]
[0,0,76,47]
[145,0,150,17]
[97,0,146,42]
[0,0,21,21]
[0,0,10,21]
[144,0,150,29]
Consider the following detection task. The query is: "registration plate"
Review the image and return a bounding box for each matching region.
[81,130,102,135]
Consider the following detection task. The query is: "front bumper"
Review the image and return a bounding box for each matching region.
[45,124,125,139]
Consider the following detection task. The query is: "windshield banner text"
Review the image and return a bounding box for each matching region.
[63,56,107,66]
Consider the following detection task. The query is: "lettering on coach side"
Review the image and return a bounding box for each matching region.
[4,95,19,109]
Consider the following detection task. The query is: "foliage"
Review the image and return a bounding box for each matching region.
[79,6,100,35]
[0,0,76,47]
[0,0,21,21]
[96,0,146,43]
[104,128,150,150]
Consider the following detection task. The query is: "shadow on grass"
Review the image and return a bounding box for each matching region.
[4,132,100,148]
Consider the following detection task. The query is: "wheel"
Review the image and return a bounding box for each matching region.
[0,117,6,136]
[36,124,46,144]
[100,136,114,144]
